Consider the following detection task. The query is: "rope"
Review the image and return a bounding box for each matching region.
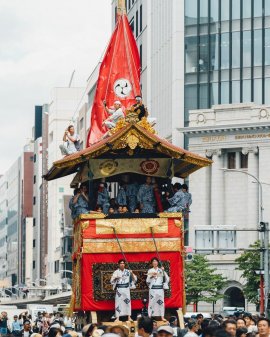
[150,227,166,283]
[113,227,131,270]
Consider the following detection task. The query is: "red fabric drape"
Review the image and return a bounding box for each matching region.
[87,14,141,146]
[79,252,184,311]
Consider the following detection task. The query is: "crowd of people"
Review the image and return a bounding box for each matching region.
[1,309,270,337]
[69,177,192,220]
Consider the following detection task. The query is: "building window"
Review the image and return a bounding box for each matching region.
[33,239,36,248]
[265,29,270,66]
[243,79,251,102]
[232,81,240,103]
[210,0,219,22]
[33,175,36,184]
[200,0,208,24]
[232,32,240,69]
[243,31,251,68]
[232,0,240,20]
[128,0,131,11]
[221,0,230,21]
[254,29,262,67]
[221,33,230,69]
[33,218,36,227]
[33,261,36,269]
[79,117,84,130]
[135,10,138,37]
[129,17,134,33]
[55,260,60,273]
[227,152,236,169]
[59,187,64,193]
[185,0,198,26]
[140,44,142,69]
[185,36,198,73]
[140,5,142,32]
[240,153,248,169]
[34,154,36,163]
[33,197,36,205]
[115,6,117,24]
[243,0,251,18]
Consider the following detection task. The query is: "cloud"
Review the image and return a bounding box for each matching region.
[0,0,111,174]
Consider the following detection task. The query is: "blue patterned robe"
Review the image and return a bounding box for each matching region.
[137,184,155,213]
[126,183,139,212]
[97,188,110,214]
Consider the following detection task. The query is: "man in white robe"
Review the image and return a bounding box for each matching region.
[146,257,169,321]
[110,259,137,321]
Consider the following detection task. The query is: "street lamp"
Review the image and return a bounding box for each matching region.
[220,168,269,316]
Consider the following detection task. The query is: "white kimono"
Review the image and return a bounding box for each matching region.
[110,268,137,317]
[146,267,170,317]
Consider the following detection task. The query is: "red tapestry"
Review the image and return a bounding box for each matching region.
[78,251,184,311]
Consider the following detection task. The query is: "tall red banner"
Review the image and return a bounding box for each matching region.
[87,14,141,146]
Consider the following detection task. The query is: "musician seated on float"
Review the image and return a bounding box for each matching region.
[165,183,192,213]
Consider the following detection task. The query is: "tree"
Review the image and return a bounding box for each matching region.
[185,254,227,311]
[235,241,260,304]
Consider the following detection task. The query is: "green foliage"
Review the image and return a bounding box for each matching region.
[235,241,261,304]
[185,254,227,308]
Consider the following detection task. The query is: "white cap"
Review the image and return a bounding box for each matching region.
[114,100,121,105]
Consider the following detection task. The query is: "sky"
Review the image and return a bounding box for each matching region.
[0,0,111,174]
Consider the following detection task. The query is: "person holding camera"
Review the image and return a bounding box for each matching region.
[59,125,80,156]
[70,185,89,219]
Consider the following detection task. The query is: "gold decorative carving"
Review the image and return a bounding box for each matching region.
[127,134,139,149]
[137,117,156,134]
[174,220,183,228]
[83,238,181,253]
[79,213,106,220]
[81,221,90,230]
[158,212,182,219]
[96,218,168,235]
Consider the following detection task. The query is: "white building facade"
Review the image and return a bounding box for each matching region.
[111,0,185,145]
[47,87,85,286]
[182,103,270,311]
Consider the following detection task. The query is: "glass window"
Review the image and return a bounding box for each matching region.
[266,1,270,16]
[185,0,197,26]
[265,78,270,104]
[200,0,208,24]
[59,187,64,193]
[240,153,248,169]
[136,10,138,37]
[199,84,208,108]
[254,0,262,17]
[228,152,236,169]
[242,0,251,18]
[221,81,229,103]
[221,0,230,21]
[243,79,251,102]
[221,33,230,69]
[210,34,219,70]
[232,0,240,20]
[232,32,240,68]
[254,29,262,66]
[232,81,240,103]
[254,78,262,104]
[210,0,219,22]
[210,82,219,106]
[185,85,198,120]
[199,35,209,72]
[243,31,251,68]
[265,29,270,66]
[185,36,198,73]
[140,5,142,32]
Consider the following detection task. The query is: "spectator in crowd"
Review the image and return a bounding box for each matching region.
[157,326,174,337]
[257,318,270,337]
[236,327,248,337]
[108,325,129,337]
[19,319,33,337]
[48,327,63,337]
[222,320,237,337]
[12,315,21,336]
[137,316,153,337]
[0,311,9,336]
[236,319,246,329]
[81,324,98,337]
[183,320,199,337]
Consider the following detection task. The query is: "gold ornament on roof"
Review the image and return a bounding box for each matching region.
[137,117,156,134]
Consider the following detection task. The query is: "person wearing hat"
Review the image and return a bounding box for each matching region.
[137,316,153,337]
[146,257,170,321]
[133,95,148,120]
[103,100,124,129]
[107,325,129,337]
[12,315,21,336]
[18,319,33,337]
[110,259,137,321]
[157,326,174,337]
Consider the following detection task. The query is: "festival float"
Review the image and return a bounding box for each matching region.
[44,0,212,324]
